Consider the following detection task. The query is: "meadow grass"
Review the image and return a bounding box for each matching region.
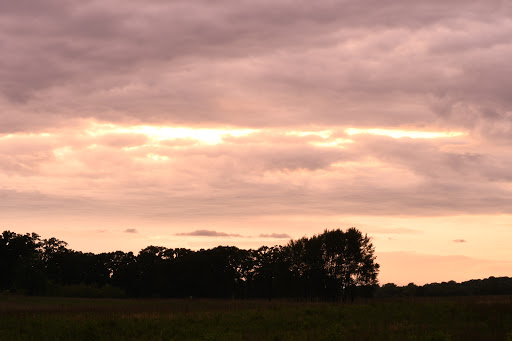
[1,295,511,340]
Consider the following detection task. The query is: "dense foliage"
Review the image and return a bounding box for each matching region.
[0,228,379,300]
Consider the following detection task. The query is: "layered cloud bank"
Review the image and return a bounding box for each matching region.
[2,1,512,134]
[1,123,509,218]
[1,0,511,283]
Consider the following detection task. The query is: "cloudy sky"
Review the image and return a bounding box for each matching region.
[2,0,512,285]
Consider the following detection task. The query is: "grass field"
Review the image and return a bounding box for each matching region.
[1,295,512,340]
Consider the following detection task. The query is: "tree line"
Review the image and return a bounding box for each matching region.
[376,277,512,298]
[0,228,379,300]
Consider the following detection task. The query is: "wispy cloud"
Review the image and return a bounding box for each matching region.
[176,230,242,237]
[259,233,291,239]
[453,239,467,243]
[124,228,138,234]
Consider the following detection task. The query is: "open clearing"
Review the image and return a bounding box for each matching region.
[1,295,512,340]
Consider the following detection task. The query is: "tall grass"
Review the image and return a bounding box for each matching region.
[1,295,511,340]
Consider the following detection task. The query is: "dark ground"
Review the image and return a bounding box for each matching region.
[1,294,511,340]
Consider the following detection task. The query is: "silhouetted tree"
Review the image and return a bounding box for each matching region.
[0,228,381,299]
[0,231,45,294]
[108,251,138,295]
[251,246,287,300]
[285,228,379,301]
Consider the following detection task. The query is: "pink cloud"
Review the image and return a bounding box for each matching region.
[176,230,242,237]
[1,0,512,285]
[259,233,291,239]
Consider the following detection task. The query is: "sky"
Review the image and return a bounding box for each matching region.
[1,0,512,285]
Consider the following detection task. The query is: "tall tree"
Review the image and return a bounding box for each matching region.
[286,228,379,301]
[335,228,379,301]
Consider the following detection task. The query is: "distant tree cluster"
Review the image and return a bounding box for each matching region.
[376,277,512,298]
[0,228,379,300]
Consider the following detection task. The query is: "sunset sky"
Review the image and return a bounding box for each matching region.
[2,0,512,285]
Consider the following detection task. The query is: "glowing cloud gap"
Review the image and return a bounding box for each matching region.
[87,123,257,145]
[345,128,467,139]
[284,131,353,147]
[285,131,332,138]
